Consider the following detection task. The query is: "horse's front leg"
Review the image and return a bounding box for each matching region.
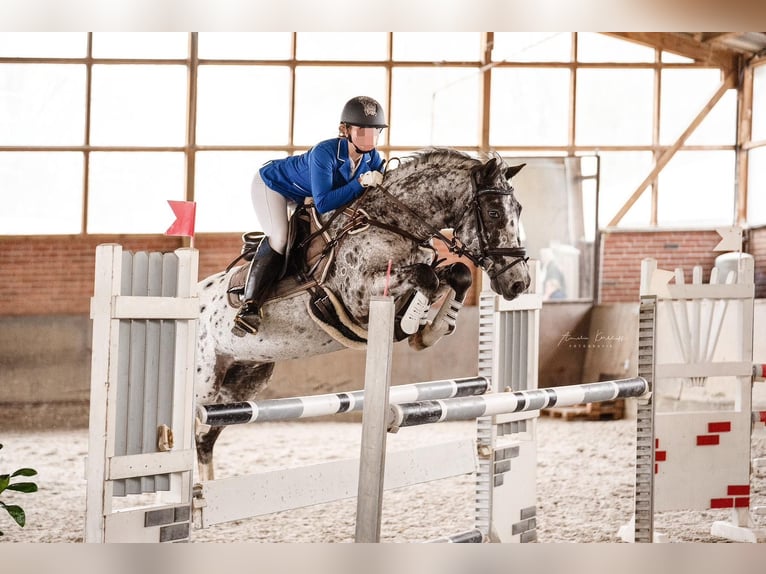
[408,262,473,351]
[390,263,440,341]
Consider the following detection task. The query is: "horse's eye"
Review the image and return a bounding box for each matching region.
[488,209,500,218]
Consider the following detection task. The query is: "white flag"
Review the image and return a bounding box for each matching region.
[714,226,742,252]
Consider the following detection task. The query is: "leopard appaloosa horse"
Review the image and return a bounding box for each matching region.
[195,148,530,479]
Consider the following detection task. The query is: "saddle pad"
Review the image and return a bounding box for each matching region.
[305,287,369,350]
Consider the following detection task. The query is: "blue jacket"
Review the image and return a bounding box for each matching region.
[259,138,385,214]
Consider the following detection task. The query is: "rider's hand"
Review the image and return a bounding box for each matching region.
[359,171,384,187]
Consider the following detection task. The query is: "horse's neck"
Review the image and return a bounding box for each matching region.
[388,172,471,231]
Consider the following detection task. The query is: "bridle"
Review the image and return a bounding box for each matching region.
[450,166,528,281]
[342,163,528,283]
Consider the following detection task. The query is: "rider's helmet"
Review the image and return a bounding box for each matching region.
[340,96,388,129]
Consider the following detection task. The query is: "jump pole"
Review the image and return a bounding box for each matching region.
[388,378,649,430]
[196,376,490,426]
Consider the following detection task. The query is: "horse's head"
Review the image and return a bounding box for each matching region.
[453,157,531,300]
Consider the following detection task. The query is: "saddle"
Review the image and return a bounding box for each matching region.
[226,200,370,348]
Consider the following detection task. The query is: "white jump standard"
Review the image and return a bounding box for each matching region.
[86,245,546,543]
[620,256,764,543]
[95,247,763,543]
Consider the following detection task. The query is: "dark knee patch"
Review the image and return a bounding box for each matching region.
[446,263,473,297]
[412,263,439,292]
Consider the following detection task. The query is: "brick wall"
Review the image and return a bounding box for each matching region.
[0,234,478,317]
[1,228,759,315]
[0,235,236,316]
[599,228,759,303]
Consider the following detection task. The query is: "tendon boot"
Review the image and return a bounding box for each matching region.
[232,238,284,337]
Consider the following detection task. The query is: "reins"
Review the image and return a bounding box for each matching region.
[245,156,529,287]
[357,165,528,281]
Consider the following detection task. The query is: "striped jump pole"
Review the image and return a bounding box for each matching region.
[427,528,485,543]
[388,377,649,431]
[197,376,490,426]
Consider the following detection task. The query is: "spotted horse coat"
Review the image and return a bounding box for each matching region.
[195,148,531,480]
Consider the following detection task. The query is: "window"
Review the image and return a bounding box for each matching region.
[296,33,388,61]
[392,32,481,62]
[492,33,572,62]
[597,152,654,228]
[196,66,292,146]
[490,67,570,146]
[90,65,187,146]
[576,69,655,146]
[198,32,292,60]
[753,64,766,141]
[390,67,480,147]
[194,151,288,233]
[748,147,766,225]
[87,152,185,234]
[0,32,758,237]
[577,33,655,63]
[91,33,188,59]
[657,151,735,226]
[293,66,388,146]
[660,69,736,145]
[0,64,86,145]
[0,152,83,234]
[0,32,86,58]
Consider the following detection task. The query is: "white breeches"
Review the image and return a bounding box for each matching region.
[250,171,289,255]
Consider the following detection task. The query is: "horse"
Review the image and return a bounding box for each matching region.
[194,148,530,480]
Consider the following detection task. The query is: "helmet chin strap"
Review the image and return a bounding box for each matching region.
[348,134,374,155]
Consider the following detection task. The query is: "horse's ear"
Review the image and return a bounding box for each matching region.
[504,163,526,181]
[476,157,502,182]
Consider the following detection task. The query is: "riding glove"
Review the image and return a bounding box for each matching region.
[359,171,384,187]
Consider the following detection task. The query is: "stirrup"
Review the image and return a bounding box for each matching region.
[232,310,261,337]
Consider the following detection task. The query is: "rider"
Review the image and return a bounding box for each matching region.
[233,95,388,336]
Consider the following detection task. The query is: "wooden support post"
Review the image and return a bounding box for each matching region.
[354,296,395,543]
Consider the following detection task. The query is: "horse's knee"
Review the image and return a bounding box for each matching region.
[410,263,440,292]
[441,262,473,300]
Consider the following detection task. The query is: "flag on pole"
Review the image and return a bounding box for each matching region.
[713,226,742,252]
[166,200,197,237]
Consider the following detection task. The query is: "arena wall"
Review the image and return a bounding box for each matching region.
[1,228,764,429]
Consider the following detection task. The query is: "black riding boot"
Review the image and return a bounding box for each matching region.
[232,238,284,337]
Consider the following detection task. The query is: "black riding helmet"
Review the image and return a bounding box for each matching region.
[340,96,388,129]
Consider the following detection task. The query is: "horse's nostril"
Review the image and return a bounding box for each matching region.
[512,281,526,295]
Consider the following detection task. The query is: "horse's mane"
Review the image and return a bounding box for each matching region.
[383,147,483,185]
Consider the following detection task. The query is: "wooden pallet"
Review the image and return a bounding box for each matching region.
[542,399,625,421]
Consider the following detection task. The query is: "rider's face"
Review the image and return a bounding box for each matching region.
[348,125,382,152]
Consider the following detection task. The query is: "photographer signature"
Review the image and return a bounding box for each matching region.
[558,330,625,348]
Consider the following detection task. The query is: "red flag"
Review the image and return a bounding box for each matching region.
[166,200,196,237]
